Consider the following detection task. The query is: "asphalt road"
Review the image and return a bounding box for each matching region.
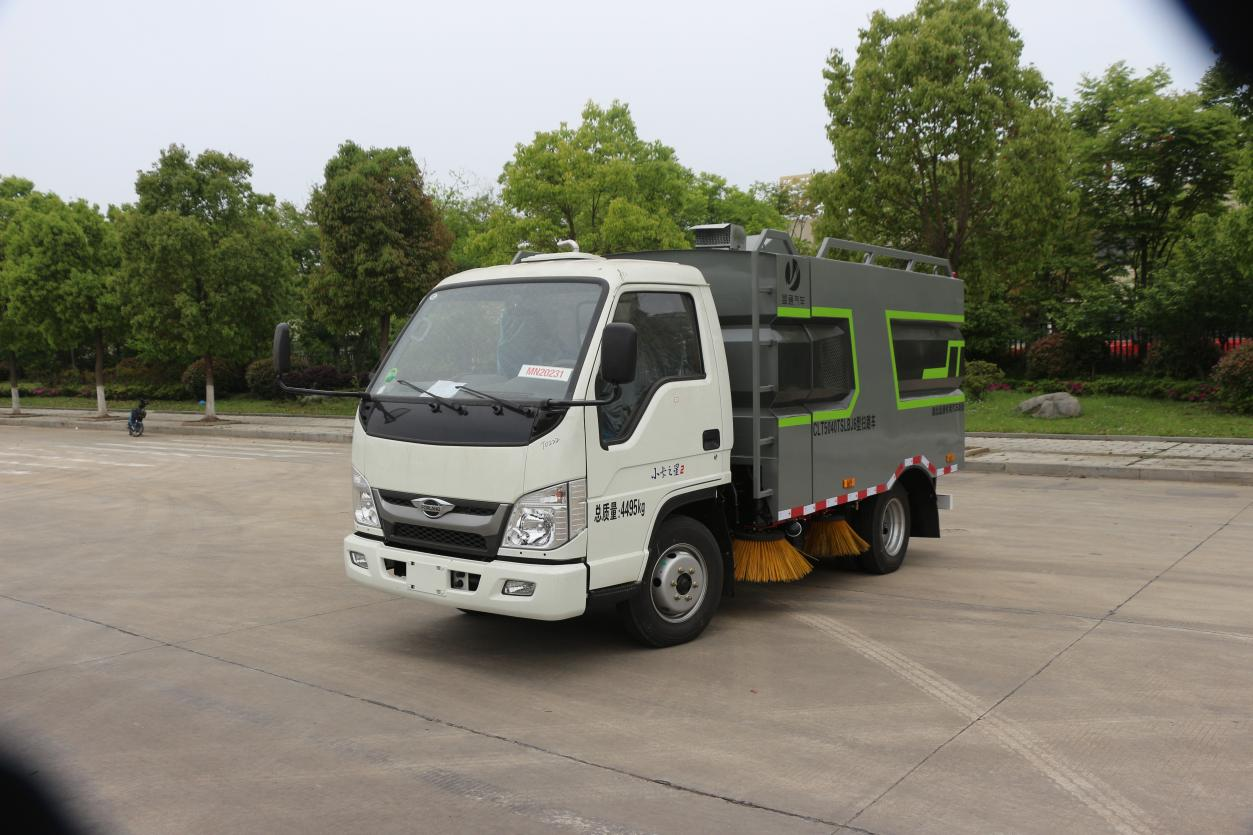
[2,426,1251,835]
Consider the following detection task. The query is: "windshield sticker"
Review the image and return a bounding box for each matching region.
[384,367,398,383]
[425,380,464,398]
[518,364,572,382]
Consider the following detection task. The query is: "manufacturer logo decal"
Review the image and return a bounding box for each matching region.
[413,497,455,518]
[784,259,801,291]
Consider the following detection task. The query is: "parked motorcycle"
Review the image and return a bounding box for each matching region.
[127,397,149,437]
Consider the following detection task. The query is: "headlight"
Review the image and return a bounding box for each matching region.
[503,479,586,550]
[352,468,382,533]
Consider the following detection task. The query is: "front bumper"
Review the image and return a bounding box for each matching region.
[343,533,587,621]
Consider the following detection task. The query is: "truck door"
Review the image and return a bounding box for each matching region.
[584,287,728,590]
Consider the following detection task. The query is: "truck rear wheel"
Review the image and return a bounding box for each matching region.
[855,484,910,575]
[619,515,723,648]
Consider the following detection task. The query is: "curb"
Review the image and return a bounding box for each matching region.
[0,416,350,444]
[961,458,1253,486]
[968,432,1253,445]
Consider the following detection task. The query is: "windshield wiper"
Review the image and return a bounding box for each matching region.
[455,384,536,418]
[395,379,468,415]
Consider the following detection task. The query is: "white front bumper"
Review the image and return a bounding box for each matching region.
[343,533,588,621]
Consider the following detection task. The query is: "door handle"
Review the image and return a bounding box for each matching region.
[702,429,720,451]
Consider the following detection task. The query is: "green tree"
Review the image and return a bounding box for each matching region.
[0,176,39,413]
[496,101,692,254]
[118,145,294,419]
[430,174,508,272]
[683,174,788,240]
[1136,144,1253,377]
[813,0,1057,276]
[3,195,124,415]
[307,141,452,355]
[1198,56,1253,137]
[1072,63,1239,292]
[463,101,790,263]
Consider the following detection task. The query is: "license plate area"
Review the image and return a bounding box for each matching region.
[405,561,446,595]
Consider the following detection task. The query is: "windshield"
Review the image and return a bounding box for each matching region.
[372,280,606,402]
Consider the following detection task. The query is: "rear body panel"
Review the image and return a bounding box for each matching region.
[610,248,964,524]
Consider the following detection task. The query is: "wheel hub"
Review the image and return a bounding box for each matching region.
[881,497,906,557]
[650,545,706,622]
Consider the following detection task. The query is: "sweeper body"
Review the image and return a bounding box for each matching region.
[273,225,962,647]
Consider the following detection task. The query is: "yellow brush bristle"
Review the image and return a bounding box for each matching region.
[732,536,812,583]
[804,518,870,557]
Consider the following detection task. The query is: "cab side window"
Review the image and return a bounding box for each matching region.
[599,292,704,444]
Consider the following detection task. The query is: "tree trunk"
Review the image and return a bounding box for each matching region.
[203,355,217,420]
[94,330,108,417]
[379,313,391,356]
[8,352,19,415]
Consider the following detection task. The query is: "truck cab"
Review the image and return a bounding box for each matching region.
[289,226,964,646]
[343,252,734,639]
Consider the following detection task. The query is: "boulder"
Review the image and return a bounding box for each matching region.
[1018,392,1082,419]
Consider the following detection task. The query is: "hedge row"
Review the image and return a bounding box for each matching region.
[1007,376,1219,402]
[15,358,364,402]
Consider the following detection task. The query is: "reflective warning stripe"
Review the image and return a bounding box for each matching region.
[776,455,958,523]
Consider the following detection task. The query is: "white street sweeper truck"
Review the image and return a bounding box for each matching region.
[274,224,963,646]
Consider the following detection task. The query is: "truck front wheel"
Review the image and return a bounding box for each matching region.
[855,484,911,575]
[619,515,724,647]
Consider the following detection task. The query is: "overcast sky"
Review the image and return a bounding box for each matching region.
[0,0,1215,210]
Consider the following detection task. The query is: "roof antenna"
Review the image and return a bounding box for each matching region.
[556,239,580,252]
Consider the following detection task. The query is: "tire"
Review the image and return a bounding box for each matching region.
[134,423,144,437]
[855,484,910,574]
[618,515,724,648]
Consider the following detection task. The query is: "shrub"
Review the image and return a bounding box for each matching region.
[1212,343,1253,414]
[1143,337,1222,379]
[284,364,356,391]
[113,356,184,385]
[1009,375,1224,403]
[181,358,245,396]
[963,360,1005,400]
[107,383,187,401]
[1024,333,1112,378]
[246,358,282,400]
[1025,334,1072,378]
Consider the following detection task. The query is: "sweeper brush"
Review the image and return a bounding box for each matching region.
[804,517,870,558]
[732,530,812,582]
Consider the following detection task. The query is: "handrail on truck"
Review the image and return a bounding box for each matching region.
[815,237,953,276]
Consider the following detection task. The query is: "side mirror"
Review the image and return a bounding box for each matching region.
[600,322,637,385]
[273,323,292,376]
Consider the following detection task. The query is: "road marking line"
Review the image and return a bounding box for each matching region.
[0,459,78,470]
[85,446,276,461]
[5,445,293,464]
[89,441,334,458]
[0,469,31,475]
[0,452,153,468]
[90,439,336,455]
[792,612,1156,835]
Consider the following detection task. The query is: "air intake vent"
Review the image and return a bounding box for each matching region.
[691,223,746,251]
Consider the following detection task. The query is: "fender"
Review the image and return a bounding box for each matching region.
[586,484,735,604]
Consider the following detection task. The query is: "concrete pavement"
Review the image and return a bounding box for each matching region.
[2,426,1252,834]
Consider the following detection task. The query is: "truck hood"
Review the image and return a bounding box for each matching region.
[351,408,586,504]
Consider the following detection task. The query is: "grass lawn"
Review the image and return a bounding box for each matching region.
[14,395,359,417]
[966,390,1253,438]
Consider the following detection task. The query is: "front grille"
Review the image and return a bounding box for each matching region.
[390,523,487,551]
[377,490,496,517]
